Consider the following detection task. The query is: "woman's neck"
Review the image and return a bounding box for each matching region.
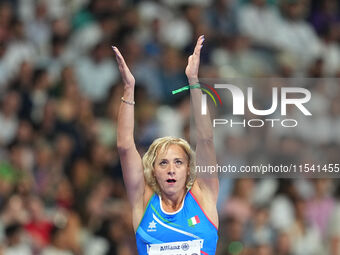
[160,189,187,212]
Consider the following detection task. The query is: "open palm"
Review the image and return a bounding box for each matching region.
[112,46,135,87]
[185,35,204,82]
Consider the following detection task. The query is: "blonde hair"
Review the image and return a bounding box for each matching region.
[142,136,196,194]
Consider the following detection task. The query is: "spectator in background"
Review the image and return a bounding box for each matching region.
[310,0,340,36]
[41,225,73,255]
[274,0,322,70]
[327,184,340,255]
[319,22,340,76]
[306,179,335,238]
[70,158,94,221]
[156,95,190,138]
[75,41,118,103]
[157,46,188,103]
[11,61,34,120]
[30,68,51,124]
[24,196,53,251]
[3,223,32,255]
[33,143,56,201]
[205,0,238,37]
[244,205,276,249]
[0,39,9,89]
[25,1,51,59]
[238,0,281,49]
[0,90,21,146]
[46,33,71,85]
[270,180,296,231]
[210,34,273,77]
[289,196,323,255]
[217,131,248,212]
[274,231,292,255]
[222,178,254,224]
[216,216,244,255]
[2,17,36,81]
[0,195,29,233]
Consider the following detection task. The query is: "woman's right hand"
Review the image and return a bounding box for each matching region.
[112,46,135,88]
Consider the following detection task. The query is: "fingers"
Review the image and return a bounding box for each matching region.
[112,45,134,82]
[193,35,204,56]
[112,45,134,84]
[112,46,127,68]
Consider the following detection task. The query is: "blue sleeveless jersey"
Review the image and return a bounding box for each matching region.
[136,190,218,255]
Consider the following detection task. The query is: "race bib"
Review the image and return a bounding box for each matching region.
[147,239,203,255]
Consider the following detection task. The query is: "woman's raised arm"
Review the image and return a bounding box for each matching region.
[113,46,145,217]
[185,36,219,202]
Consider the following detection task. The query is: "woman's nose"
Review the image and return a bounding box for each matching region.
[168,163,176,175]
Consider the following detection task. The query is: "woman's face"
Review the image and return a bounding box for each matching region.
[153,145,189,196]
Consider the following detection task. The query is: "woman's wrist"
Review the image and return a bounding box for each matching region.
[124,82,135,90]
[188,77,199,85]
[123,86,134,100]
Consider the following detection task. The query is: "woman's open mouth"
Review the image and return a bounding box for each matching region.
[166,178,176,183]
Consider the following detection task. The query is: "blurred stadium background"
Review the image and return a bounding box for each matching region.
[0,0,340,254]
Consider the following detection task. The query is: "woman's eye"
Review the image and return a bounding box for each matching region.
[160,161,167,165]
[175,160,182,165]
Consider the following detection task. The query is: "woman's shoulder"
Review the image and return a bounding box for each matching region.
[131,185,155,232]
[190,181,219,228]
[143,184,155,209]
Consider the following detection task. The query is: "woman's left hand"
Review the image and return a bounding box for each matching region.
[185,35,204,84]
[112,46,135,88]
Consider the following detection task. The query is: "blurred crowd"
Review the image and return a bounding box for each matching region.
[0,0,339,254]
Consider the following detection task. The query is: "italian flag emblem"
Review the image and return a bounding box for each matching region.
[188,216,200,227]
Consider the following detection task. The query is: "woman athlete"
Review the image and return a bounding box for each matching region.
[113,35,219,255]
